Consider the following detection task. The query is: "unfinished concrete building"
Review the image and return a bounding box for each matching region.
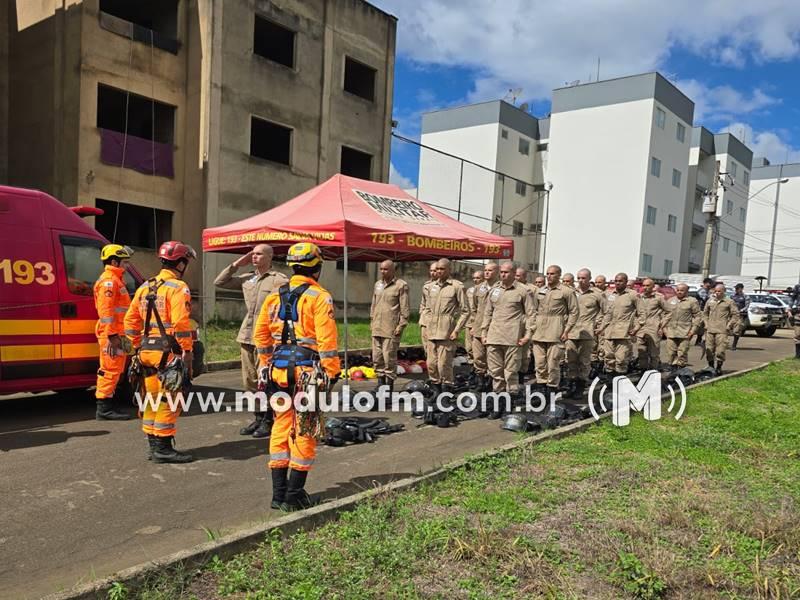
[0,0,397,320]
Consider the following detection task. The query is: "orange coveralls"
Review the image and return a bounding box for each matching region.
[124,269,194,438]
[93,265,130,399]
[253,275,340,472]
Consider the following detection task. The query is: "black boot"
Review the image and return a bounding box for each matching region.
[517,372,525,386]
[731,336,739,351]
[146,434,158,461]
[374,375,386,393]
[431,382,443,397]
[281,470,319,512]
[95,399,133,421]
[715,361,723,374]
[252,411,273,439]
[271,467,288,509]
[573,379,586,397]
[795,344,800,359]
[240,413,262,436]
[151,436,194,464]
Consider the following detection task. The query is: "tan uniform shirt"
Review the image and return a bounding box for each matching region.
[370,277,410,338]
[214,264,288,344]
[568,288,606,340]
[419,280,433,327]
[466,285,477,329]
[421,278,469,340]
[639,292,667,334]
[470,280,497,335]
[531,284,579,343]
[481,281,536,345]
[601,288,645,340]
[704,297,741,334]
[662,296,701,338]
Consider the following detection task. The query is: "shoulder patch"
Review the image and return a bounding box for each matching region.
[103,280,114,287]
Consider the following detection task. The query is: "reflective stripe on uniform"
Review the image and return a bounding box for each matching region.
[154,421,175,430]
[297,336,317,345]
[114,306,127,313]
[319,349,338,358]
[270,451,290,460]
[291,456,315,466]
[99,317,114,324]
[257,347,272,355]
[149,321,173,328]
[162,281,180,289]
[303,289,320,297]
[124,329,139,336]
[175,331,192,338]
[142,419,155,427]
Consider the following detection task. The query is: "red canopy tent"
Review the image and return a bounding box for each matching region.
[202,174,514,374]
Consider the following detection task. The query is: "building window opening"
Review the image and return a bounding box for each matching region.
[250,117,292,165]
[343,57,376,102]
[340,146,373,180]
[254,16,295,68]
[99,0,179,53]
[95,199,172,250]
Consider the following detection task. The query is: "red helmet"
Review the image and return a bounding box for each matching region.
[158,241,197,262]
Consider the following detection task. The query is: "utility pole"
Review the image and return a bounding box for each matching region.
[767,164,785,287]
[701,162,722,279]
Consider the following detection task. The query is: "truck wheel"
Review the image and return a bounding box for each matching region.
[756,326,776,337]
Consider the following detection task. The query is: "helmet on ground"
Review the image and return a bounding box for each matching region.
[159,241,197,262]
[286,242,323,268]
[501,413,529,433]
[403,380,427,393]
[100,244,133,262]
[350,369,365,380]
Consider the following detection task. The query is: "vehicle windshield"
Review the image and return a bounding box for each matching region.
[749,295,781,306]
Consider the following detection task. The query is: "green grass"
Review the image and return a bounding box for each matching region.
[131,360,800,599]
[204,315,430,363]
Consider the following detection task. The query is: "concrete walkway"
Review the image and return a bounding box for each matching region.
[0,329,794,599]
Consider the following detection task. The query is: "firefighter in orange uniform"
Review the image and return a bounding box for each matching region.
[94,244,134,421]
[253,242,340,512]
[124,241,197,463]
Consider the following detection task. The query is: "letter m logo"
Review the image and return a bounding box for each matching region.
[611,370,662,426]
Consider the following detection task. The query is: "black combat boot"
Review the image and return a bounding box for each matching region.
[796,344,800,359]
[240,413,262,436]
[518,372,525,386]
[715,361,724,375]
[281,470,319,512]
[271,467,289,509]
[151,436,194,464]
[373,375,386,393]
[146,434,159,461]
[252,411,273,439]
[731,335,739,351]
[96,399,133,421]
[573,379,586,397]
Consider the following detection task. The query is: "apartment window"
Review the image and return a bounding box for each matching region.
[722,237,730,252]
[515,180,527,196]
[253,15,295,68]
[730,161,738,178]
[650,156,661,177]
[99,0,179,54]
[646,205,657,225]
[672,168,682,188]
[736,242,743,257]
[655,107,666,129]
[726,199,733,215]
[740,207,746,222]
[343,57,376,102]
[641,253,653,273]
[676,122,686,143]
[743,171,750,186]
[95,199,172,250]
[529,223,543,233]
[250,116,292,165]
[97,84,175,144]
[536,142,549,151]
[512,221,524,236]
[340,146,373,180]
[518,137,530,155]
[667,214,677,233]
[664,259,673,276]
[501,128,508,139]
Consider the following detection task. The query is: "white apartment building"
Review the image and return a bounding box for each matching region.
[740,160,800,289]
[418,101,548,271]
[681,128,752,275]
[417,72,757,280]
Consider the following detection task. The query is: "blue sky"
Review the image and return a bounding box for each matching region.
[371,0,800,189]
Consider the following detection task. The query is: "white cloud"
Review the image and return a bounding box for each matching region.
[675,79,780,122]
[372,0,800,107]
[721,122,800,164]
[389,162,415,190]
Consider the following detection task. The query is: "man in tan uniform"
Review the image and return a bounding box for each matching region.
[418,262,438,363]
[531,265,578,393]
[637,278,667,371]
[533,275,545,288]
[471,262,498,391]
[600,273,644,377]
[591,275,609,365]
[515,266,529,284]
[214,244,287,438]
[421,259,469,393]
[515,266,536,383]
[562,273,575,289]
[566,268,606,397]
[465,269,484,375]
[370,260,410,394]
[482,262,536,413]
[703,283,741,373]
[660,283,701,368]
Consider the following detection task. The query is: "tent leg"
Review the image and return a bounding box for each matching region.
[343,246,349,384]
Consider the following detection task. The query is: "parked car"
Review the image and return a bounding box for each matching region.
[745,296,784,337]
[748,294,790,328]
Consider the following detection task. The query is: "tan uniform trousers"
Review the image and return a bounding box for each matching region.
[604,339,633,374]
[706,332,729,363]
[472,336,488,375]
[372,336,400,381]
[533,341,563,387]
[666,338,691,367]
[240,343,259,393]
[465,328,474,365]
[487,344,522,393]
[592,333,605,362]
[637,331,661,370]
[566,339,593,380]
[420,325,433,362]
[794,325,800,344]
[428,339,456,384]
[520,341,532,373]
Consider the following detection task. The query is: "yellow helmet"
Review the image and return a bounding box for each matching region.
[286,242,323,268]
[100,244,133,262]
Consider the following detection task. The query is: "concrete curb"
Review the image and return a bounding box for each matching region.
[41,360,774,600]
